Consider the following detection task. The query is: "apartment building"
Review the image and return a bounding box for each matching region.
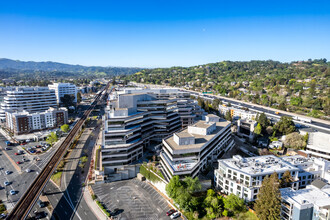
[101,89,205,180]
[281,180,330,220]
[0,87,57,120]
[49,83,77,104]
[160,114,234,181]
[214,154,330,202]
[6,107,68,135]
[219,105,257,120]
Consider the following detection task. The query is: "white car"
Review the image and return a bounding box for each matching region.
[10,190,16,195]
[5,170,10,175]
[170,212,180,219]
[4,181,10,186]
[26,169,31,173]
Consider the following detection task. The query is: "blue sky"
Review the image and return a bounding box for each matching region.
[0,0,329,67]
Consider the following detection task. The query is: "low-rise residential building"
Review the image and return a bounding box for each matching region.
[214,155,330,202]
[219,105,257,121]
[269,140,283,149]
[49,83,77,104]
[281,180,330,220]
[5,107,68,135]
[160,115,234,181]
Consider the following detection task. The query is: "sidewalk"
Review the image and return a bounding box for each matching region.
[83,186,109,220]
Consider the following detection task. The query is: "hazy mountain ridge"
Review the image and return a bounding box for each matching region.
[0,58,142,78]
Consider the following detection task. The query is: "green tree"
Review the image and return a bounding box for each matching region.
[77,92,82,103]
[284,132,306,149]
[280,170,294,188]
[60,94,75,107]
[266,126,274,135]
[60,124,69,133]
[204,189,224,218]
[256,113,269,129]
[273,116,295,135]
[225,111,232,121]
[224,194,246,216]
[165,175,182,200]
[183,177,201,194]
[255,173,281,220]
[212,99,221,110]
[254,123,262,136]
[46,132,58,146]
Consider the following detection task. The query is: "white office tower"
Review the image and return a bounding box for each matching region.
[49,83,77,104]
[101,88,205,182]
[0,87,57,120]
[160,114,234,181]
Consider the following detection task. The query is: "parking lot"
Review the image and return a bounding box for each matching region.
[92,179,172,220]
[0,132,64,212]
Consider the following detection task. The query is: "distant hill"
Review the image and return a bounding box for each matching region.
[0,58,142,79]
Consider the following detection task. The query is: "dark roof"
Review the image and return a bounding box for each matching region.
[311,179,327,189]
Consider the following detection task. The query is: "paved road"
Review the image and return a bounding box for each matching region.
[92,178,171,220]
[34,119,101,220]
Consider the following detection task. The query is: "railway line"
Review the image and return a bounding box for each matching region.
[6,82,111,220]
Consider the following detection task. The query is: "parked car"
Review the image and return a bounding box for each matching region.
[37,200,45,208]
[170,212,180,219]
[5,147,10,150]
[5,170,11,175]
[35,211,47,219]
[15,153,20,155]
[166,209,177,216]
[16,161,21,164]
[36,145,42,148]
[0,213,7,219]
[10,190,16,195]
[30,150,36,154]
[4,181,10,186]
[26,169,31,173]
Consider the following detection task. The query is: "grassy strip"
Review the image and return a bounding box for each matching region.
[95,148,100,170]
[140,164,163,183]
[51,171,63,186]
[95,200,111,217]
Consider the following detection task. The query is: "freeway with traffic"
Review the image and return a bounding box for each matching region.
[131,82,330,133]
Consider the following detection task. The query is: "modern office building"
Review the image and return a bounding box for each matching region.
[5,107,68,135]
[281,180,330,220]
[101,88,205,181]
[49,83,77,104]
[237,119,257,142]
[160,114,234,180]
[0,87,57,120]
[214,155,330,202]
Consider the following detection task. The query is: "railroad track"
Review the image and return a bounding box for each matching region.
[7,82,111,220]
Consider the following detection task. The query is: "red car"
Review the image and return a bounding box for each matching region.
[36,145,42,148]
[14,153,19,155]
[16,161,21,164]
[166,209,176,216]
[20,142,27,145]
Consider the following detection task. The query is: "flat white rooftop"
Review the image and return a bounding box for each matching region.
[307,131,330,153]
[281,185,330,208]
[219,155,299,176]
[164,119,230,151]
